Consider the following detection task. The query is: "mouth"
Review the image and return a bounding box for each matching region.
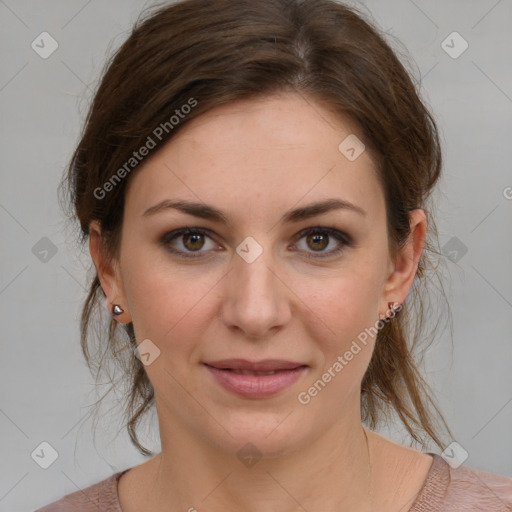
[214,368,292,376]
[203,359,308,398]
[203,358,307,372]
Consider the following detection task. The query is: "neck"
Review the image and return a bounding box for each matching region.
[146,400,373,512]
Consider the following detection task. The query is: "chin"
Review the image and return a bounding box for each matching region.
[203,411,310,461]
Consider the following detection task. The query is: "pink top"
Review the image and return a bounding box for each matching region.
[35,454,512,511]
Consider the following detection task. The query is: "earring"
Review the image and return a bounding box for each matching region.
[112,304,124,316]
[389,301,402,314]
[379,301,402,320]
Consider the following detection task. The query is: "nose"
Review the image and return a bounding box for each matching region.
[218,248,292,339]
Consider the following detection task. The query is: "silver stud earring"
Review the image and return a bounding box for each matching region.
[112,304,124,316]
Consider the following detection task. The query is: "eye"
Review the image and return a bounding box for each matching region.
[160,227,219,258]
[160,226,352,260]
[291,226,351,259]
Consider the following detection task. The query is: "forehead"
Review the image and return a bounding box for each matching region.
[124,93,384,223]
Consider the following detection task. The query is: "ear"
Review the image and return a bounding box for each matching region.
[380,209,427,314]
[89,220,131,324]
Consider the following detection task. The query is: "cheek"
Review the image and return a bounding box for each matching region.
[292,261,387,399]
[296,266,383,346]
[122,253,218,342]
[295,275,382,403]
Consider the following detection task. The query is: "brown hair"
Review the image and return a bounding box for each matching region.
[60,0,453,456]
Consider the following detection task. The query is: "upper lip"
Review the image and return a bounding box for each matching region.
[204,359,307,372]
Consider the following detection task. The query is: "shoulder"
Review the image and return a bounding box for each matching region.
[34,470,127,512]
[410,454,512,511]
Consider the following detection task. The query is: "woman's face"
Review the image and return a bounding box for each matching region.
[92,92,424,458]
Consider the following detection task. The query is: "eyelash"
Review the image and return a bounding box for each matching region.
[160,226,352,260]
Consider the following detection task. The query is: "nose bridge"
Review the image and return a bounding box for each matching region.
[220,242,290,337]
[236,250,277,301]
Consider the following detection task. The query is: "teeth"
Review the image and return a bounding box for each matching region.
[228,369,279,375]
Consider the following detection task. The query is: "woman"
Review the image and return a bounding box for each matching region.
[36,0,512,510]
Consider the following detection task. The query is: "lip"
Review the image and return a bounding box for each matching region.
[204,364,308,399]
[203,358,306,372]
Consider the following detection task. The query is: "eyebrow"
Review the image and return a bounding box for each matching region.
[142,198,366,223]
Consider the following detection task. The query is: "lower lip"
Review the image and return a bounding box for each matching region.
[204,364,307,399]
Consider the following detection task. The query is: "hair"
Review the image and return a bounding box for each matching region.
[60,0,454,457]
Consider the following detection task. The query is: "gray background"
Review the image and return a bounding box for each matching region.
[1,0,511,510]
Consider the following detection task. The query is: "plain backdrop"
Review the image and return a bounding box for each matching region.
[0,0,511,510]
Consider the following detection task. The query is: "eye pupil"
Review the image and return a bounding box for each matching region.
[307,232,328,251]
[183,233,204,251]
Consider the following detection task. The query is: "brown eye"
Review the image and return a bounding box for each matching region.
[161,226,351,260]
[293,227,351,259]
[182,232,205,251]
[306,232,329,251]
[161,227,218,258]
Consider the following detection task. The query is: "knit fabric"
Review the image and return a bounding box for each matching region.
[35,454,512,511]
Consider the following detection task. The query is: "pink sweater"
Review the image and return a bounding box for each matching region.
[35,454,512,511]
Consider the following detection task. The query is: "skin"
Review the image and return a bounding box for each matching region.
[90,92,433,511]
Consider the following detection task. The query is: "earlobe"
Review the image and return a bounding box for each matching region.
[89,220,130,323]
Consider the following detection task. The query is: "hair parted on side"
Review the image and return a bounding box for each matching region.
[59,0,454,457]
